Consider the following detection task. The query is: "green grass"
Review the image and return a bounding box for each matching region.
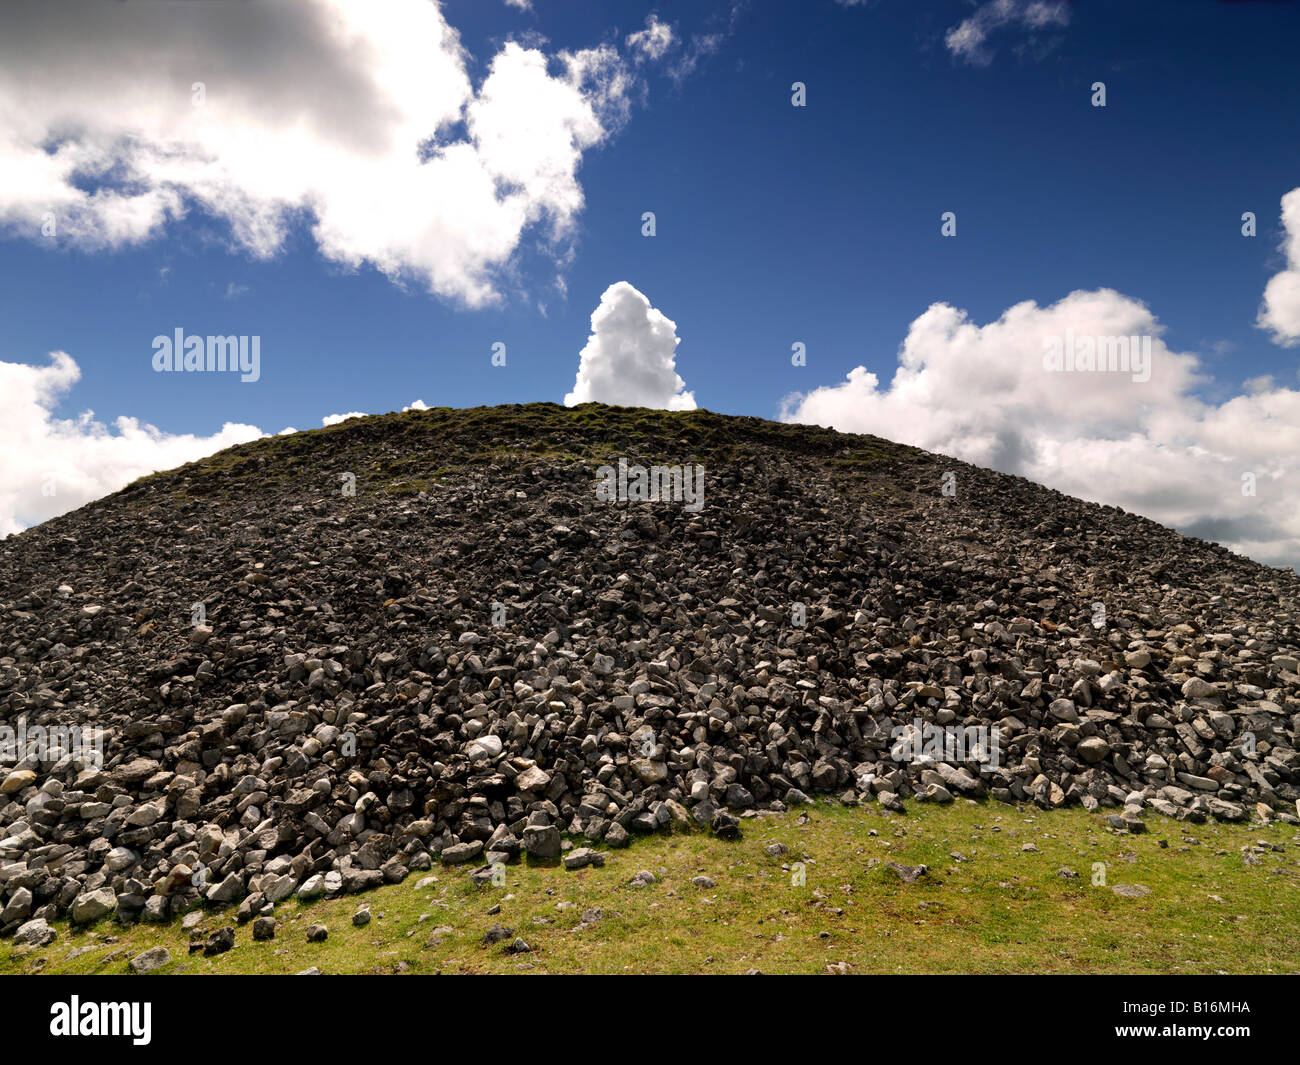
[826,446,892,470]
[375,478,435,497]
[7,802,1298,975]
[99,403,919,512]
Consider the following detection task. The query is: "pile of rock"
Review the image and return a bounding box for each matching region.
[1,403,1297,936]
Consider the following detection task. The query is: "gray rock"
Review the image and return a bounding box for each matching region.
[1077,736,1110,764]
[466,735,503,761]
[296,874,326,900]
[13,917,55,947]
[1182,678,1219,699]
[522,825,561,861]
[514,766,551,792]
[441,841,484,865]
[260,874,297,904]
[1209,798,1247,822]
[203,927,235,955]
[70,887,117,924]
[206,872,245,904]
[1,886,32,923]
[710,810,741,840]
[130,946,172,974]
[562,847,604,870]
[142,896,169,923]
[482,923,514,945]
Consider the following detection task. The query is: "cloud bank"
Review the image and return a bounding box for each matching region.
[1258,186,1300,346]
[564,282,696,410]
[0,347,448,535]
[0,352,262,536]
[781,288,1300,569]
[0,0,641,307]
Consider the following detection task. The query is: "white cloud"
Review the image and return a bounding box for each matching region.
[1258,186,1300,347]
[945,0,1071,66]
[669,33,724,84]
[0,0,637,307]
[0,352,262,537]
[627,16,675,63]
[321,411,367,427]
[323,399,429,423]
[564,282,696,410]
[504,0,532,10]
[664,2,746,83]
[0,354,443,536]
[781,288,1300,569]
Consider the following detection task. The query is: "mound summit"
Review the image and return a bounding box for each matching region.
[2,402,1299,934]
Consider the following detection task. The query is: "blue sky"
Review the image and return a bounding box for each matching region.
[2,0,1300,565]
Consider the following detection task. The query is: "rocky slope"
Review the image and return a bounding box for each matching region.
[2,402,1299,936]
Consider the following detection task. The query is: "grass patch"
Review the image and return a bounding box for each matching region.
[6,802,1298,975]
